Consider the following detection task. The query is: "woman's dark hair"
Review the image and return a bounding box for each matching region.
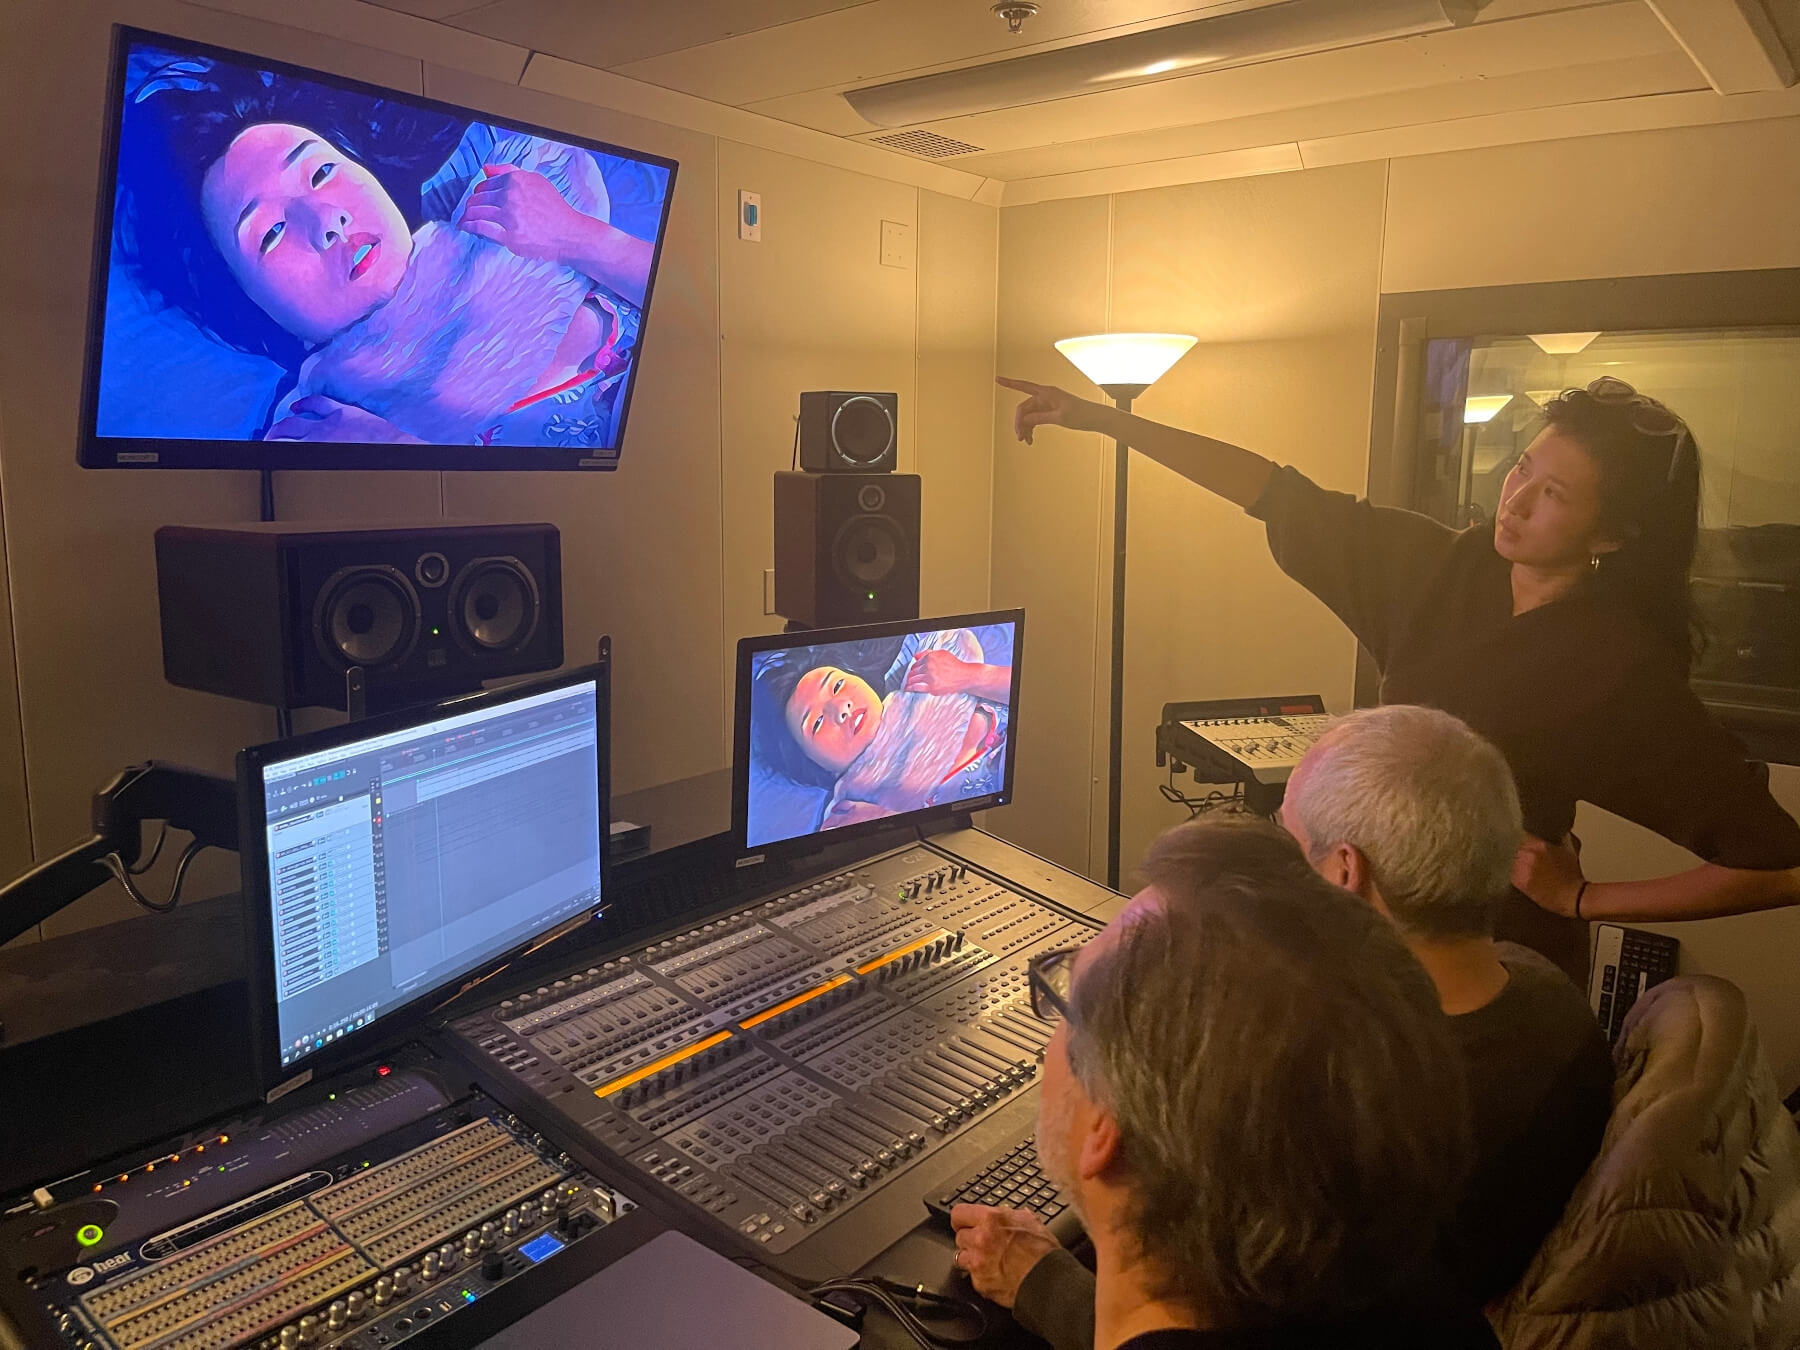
[1541,379,1703,666]
[114,50,464,365]
[748,636,909,790]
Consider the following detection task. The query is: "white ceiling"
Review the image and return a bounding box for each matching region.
[352,0,1800,190]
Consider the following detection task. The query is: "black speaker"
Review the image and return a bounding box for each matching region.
[156,522,562,711]
[798,391,898,473]
[773,472,920,626]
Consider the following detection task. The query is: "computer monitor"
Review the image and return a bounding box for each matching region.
[733,610,1024,856]
[239,667,606,1087]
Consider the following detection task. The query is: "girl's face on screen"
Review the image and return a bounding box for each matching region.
[785,666,883,774]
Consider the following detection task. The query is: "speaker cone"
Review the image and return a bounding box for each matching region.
[831,395,896,466]
[451,558,541,652]
[315,566,422,669]
[831,515,905,589]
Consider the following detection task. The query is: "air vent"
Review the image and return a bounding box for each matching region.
[870,130,985,159]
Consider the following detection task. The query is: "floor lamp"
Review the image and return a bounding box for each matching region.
[1052,333,1197,890]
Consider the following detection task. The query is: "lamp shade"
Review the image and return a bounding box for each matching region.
[1463,395,1512,424]
[1055,333,1197,393]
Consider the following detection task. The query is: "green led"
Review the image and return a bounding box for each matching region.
[76,1224,104,1248]
[432,627,442,636]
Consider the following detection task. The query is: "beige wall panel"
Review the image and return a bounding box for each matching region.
[1575,762,1800,1094]
[1106,164,1381,880]
[716,141,920,742]
[985,196,1113,874]
[1382,116,1800,292]
[915,192,999,619]
[427,69,726,795]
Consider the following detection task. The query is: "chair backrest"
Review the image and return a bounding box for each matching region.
[1492,974,1800,1350]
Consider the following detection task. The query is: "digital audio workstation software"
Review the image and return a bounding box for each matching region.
[255,680,602,1067]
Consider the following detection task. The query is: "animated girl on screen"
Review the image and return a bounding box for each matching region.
[107,44,667,448]
[748,626,1014,846]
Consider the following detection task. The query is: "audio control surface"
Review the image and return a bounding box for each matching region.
[4,1058,633,1350]
[446,841,1099,1279]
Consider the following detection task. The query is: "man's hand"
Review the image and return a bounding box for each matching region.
[1513,834,1586,916]
[950,1204,1058,1308]
[904,650,975,696]
[459,163,585,266]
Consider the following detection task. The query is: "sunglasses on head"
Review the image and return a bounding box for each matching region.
[1574,376,1690,484]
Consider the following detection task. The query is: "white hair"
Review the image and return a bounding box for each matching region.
[1286,705,1522,939]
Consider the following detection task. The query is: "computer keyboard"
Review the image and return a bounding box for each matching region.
[925,1137,1085,1245]
[1589,923,1680,1045]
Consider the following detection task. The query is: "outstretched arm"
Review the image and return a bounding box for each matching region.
[998,375,1275,509]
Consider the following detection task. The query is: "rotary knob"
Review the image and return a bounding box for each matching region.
[278,1328,300,1350]
[326,1302,348,1331]
[502,1208,520,1236]
[463,1232,482,1259]
[421,1252,440,1279]
[346,1291,367,1320]
[393,1265,412,1295]
[374,1275,394,1307]
[297,1315,319,1343]
[481,1249,506,1282]
[520,1201,539,1225]
[439,1242,459,1269]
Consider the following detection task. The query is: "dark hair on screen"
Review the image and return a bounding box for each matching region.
[114,52,464,366]
[748,636,909,790]
[1541,380,1704,666]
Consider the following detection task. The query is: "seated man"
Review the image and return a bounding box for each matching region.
[954,817,1499,1349]
[958,708,1611,1346]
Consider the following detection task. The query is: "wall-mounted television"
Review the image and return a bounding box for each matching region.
[81,28,678,471]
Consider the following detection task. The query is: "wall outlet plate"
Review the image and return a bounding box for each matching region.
[880,219,913,269]
[739,190,762,242]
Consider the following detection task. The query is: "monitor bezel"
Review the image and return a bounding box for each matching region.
[731,609,1025,863]
[238,663,610,1095]
[81,25,680,472]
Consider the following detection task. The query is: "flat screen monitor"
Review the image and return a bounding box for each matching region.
[733,610,1024,855]
[83,28,677,471]
[238,668,606,1086]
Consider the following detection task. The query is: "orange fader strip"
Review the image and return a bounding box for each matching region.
[855,931,951,976]
[738,974,851,1030]
[593,1030,733,1099]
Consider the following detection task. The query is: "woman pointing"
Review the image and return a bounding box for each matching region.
[999,373,1800,977]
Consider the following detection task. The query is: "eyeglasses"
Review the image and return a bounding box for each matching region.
[1027,945,1081,1020]
[1577,376,1690,483]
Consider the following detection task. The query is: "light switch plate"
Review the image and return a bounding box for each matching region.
[739,190,762,242]
[880,219,913,269]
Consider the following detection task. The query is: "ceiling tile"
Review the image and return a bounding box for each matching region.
[445,0,872,68]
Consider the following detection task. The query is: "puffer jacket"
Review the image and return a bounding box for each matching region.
[1493,975,1800,1349]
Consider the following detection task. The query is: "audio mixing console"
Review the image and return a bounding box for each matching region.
[1,1051,636,1350]
[446,841,1098,1279]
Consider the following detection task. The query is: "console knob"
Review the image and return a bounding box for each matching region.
[481,1249,506,1282]
[374,1276,394,1307]
[279,1327,300,1349]
[541,1188,558,1211]
[346,1291,367,1320]
[326,1302,348,1331]
[480,1221,498,1247]
[298,1315,319,1343]
[502,1208,520,1236]
[520,1201,539,1224]
[392,1265,411,1295]
[439,1242,459,1269]
[420,1252,440,1279]
[464,1231,482,1258]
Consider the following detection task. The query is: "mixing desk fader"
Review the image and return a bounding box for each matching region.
[446,842,1096,1276]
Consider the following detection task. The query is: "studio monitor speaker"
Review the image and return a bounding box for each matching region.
[773,472,920,626]
[156,522,562,711]
[798,391,898,473]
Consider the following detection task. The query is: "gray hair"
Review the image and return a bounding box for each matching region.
[1066,817,1471,1325]
[1285,705,1522,940]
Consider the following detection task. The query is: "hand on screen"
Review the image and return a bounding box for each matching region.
[266,396,422,444]
[459,163,585,266]
[903,650,976,696]
[950,1204,1059,1308]
[995,377,1104,444]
